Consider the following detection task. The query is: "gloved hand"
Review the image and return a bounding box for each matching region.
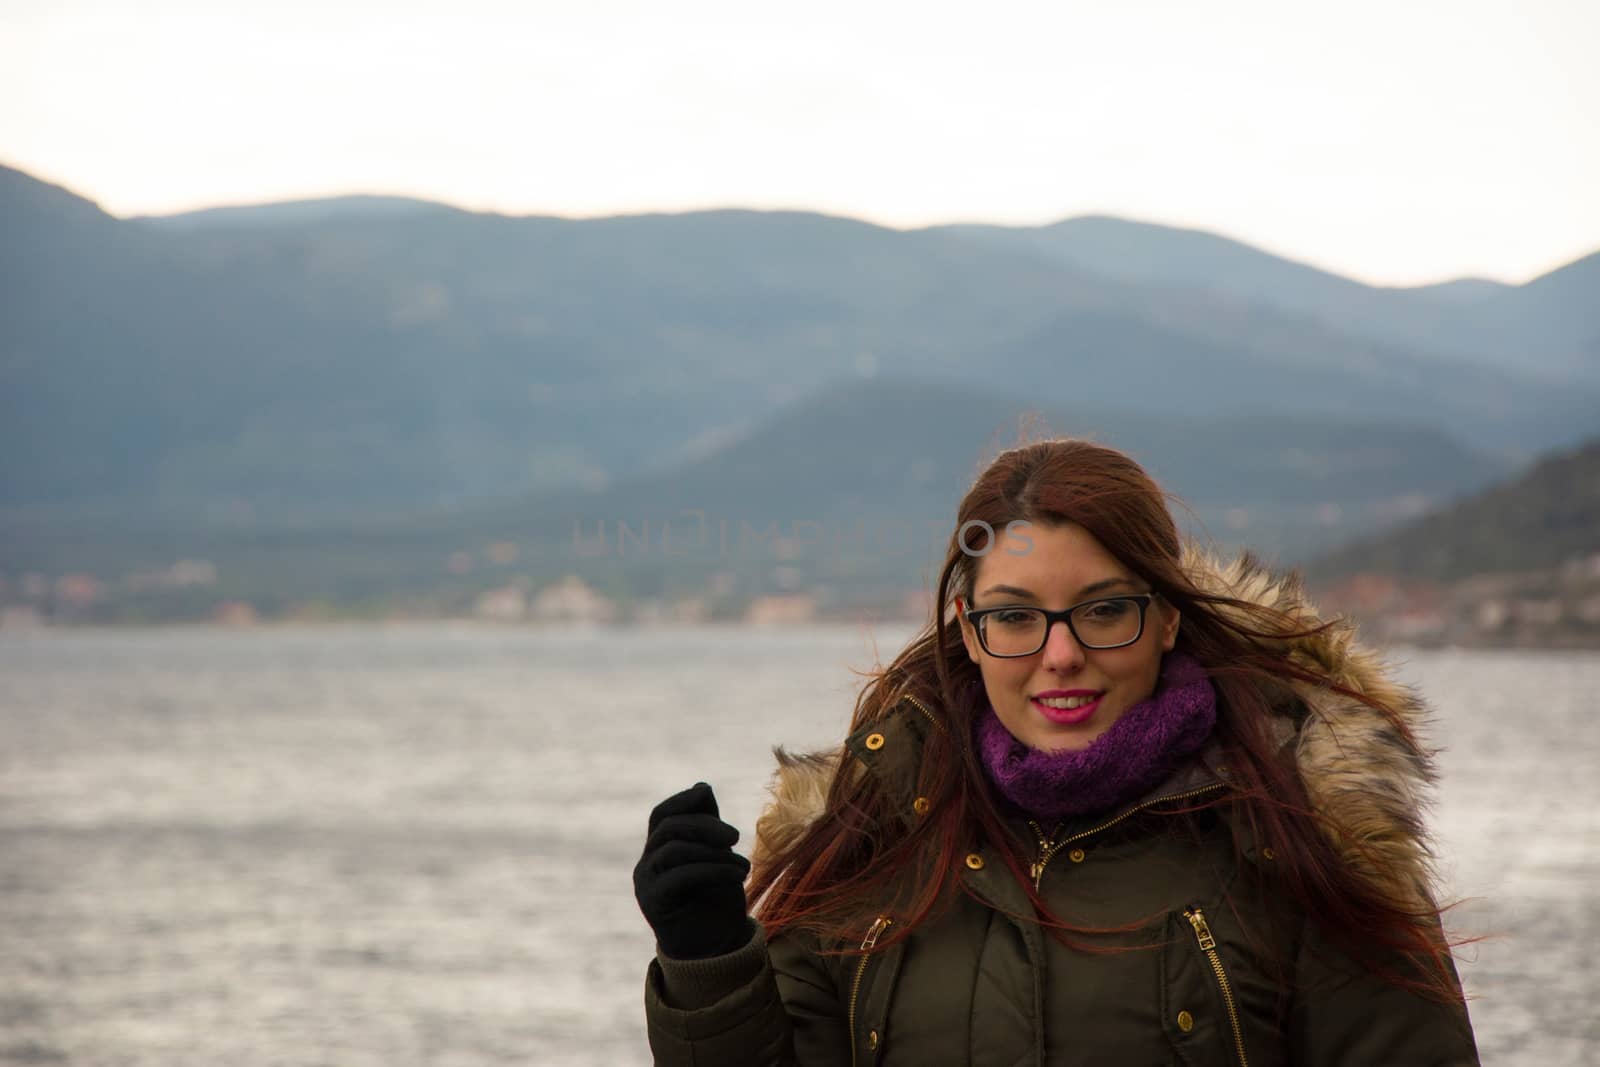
[633,781,753,960]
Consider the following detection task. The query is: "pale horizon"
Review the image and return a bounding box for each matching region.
[5,0,1597,287]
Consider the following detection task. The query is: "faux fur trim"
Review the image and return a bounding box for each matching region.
[751,545,1441,913]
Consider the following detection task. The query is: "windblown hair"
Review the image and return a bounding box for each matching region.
[747,437,1465,1002]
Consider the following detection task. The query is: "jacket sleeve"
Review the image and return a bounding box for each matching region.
[1288,916,1480,1067]
[643,918,850,1066]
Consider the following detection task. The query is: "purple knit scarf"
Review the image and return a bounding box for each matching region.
[975,651,1218,822]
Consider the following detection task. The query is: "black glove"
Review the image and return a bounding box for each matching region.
[633,781,753,960]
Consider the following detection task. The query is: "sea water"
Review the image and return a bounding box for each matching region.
[0,625,1593,1065]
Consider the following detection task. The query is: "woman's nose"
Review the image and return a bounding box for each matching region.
[1040,619,1086,670]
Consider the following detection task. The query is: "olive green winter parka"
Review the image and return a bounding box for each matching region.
[643,552,1480,1066]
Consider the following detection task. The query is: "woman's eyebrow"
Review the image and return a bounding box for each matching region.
[977,583,1038,602]
[977,576,1136,602]
[1076,576,1138,598]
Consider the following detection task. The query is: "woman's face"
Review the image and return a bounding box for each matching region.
[957,521,1179,753]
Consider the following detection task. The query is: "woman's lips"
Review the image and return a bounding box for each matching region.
[1030,694,1104,725]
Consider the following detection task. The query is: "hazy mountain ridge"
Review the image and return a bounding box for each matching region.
[132,195,462,230]
[1308,436,1600,583]
[1303,436,1600,647]
[493,375,1508,552]
[3,175,1124,514]
[4,161,1599,628]
[939,216,1599,377]
[4,163,1595,531]
[0,377,1512,617]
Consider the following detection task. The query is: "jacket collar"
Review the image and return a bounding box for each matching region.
[751,546,1442,913]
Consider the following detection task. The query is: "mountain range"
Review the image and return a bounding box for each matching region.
[941,218,1600,379]
[3,161,1598,610]
[1306,435,1600,583]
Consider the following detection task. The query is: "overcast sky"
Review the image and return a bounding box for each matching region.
[4,0,1597,285]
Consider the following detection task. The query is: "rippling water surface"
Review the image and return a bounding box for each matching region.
[0,625,1594,1065]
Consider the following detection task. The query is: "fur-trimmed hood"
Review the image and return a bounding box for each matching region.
[752,546,1441,913]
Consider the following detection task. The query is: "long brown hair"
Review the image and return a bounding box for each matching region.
[748,437,1465,1001]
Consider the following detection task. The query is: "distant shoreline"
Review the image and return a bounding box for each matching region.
[1,616,1593,652]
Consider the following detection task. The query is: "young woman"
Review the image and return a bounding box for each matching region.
[633,439,1480,1066]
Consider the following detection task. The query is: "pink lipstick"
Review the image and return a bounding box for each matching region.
[1030,691,1104,725]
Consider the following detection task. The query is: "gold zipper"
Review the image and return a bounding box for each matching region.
[847,915,892,1067]
[901,693,943,732]
[1026,781,1226,891]
[1025,818,1066,889]
[1185,907,1249,1067]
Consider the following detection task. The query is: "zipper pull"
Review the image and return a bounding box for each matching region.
[1186,908,1217,951]
[1029,821,1062,891]
[860,915,892,951]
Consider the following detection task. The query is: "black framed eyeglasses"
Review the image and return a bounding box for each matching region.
[963,594,1158,657]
